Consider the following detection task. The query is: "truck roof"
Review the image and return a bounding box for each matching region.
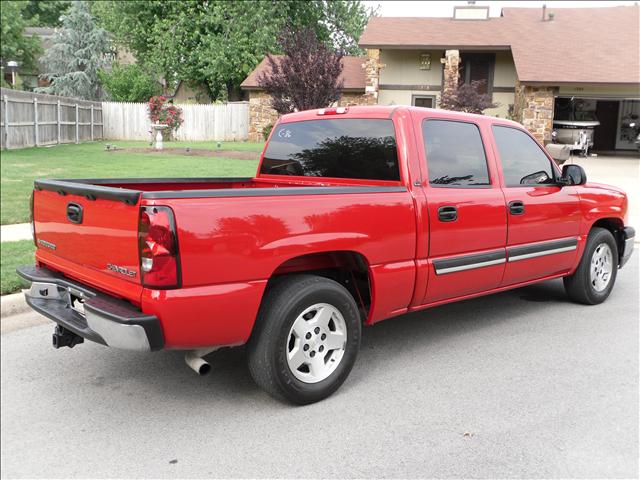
[279,105,522,128]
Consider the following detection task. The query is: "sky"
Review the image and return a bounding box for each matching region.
[361,1,638,17]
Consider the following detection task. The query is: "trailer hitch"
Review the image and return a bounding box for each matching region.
[52,325,84,349]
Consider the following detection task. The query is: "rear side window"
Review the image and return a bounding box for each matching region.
[260,119,400,181]
[422,120,490,187]
[492,126,556,186]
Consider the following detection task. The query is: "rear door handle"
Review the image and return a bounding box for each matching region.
[438,206,458,222]
[509,200,525,215]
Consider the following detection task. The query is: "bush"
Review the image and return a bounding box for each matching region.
[148,95,184,136]
[439,80,497,114]
[262,122,274,141]
[100,63,161,102]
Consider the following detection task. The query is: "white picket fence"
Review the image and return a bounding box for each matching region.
[101,101,249,141]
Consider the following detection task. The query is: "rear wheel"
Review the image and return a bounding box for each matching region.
[247,275,361,404]
[564,227,618,305]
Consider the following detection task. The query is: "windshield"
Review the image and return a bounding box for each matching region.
[261,119,400,181]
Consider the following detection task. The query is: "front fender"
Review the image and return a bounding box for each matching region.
[577,184,627,235]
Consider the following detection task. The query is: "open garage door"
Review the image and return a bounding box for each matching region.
[555,97,640,152]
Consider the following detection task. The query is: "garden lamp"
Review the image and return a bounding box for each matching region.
[7,61,18,87]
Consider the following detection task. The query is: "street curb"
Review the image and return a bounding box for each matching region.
[1,292,30,319]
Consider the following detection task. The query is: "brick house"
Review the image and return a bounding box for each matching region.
[243,5,640,148]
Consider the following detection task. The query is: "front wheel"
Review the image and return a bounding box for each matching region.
[247,275,361,404]
[564,227,618,305]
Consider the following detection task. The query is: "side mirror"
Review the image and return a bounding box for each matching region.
[561,164,587,186]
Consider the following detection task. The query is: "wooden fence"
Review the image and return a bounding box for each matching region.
[101,101,249,141]
[0,88,103,149]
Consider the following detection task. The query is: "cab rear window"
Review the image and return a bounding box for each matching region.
[260,119,400,181]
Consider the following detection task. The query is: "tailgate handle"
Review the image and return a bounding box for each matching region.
[66,203,83,224]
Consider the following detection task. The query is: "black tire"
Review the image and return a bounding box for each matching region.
[564,227,618,305]
[247,274,361,405]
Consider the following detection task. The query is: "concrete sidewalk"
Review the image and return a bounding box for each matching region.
[0,223,31,242]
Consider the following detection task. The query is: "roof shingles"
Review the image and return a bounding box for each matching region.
[241,55,367,91]
[358,6,640,84]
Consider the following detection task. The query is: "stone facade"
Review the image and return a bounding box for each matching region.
[362,49,384,105]
[514,80,556,143]
[339,92,370,106]
[441,49,460,104]
[248,90,279,142]
[247,90,371,142]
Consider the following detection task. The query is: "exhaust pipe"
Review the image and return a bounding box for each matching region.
[185,348,217,375]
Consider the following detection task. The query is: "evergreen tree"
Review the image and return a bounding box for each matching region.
[37,1,110,100]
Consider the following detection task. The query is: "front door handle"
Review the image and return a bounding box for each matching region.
[438,205,458,222]
[509,200,525,215]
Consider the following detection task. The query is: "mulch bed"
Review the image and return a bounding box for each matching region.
[114,147,260,160]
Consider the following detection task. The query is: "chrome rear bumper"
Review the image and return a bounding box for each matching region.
[16,265,163,351]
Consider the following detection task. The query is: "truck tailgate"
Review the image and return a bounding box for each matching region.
[33,188,142,291]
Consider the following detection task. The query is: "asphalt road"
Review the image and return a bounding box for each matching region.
[2,254,638,479]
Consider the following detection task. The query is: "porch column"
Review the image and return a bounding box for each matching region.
[514,78,556,144]
[363,49,384,105]
[441,49,461,107]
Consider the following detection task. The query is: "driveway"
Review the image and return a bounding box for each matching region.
[1,253,638,479]
[566,154,640,232]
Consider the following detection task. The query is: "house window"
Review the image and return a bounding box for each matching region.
[460,53,495,94]
[412,95,435,108]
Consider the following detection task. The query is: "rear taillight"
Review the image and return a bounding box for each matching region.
[30,191,36,246]
[138,206,180,289]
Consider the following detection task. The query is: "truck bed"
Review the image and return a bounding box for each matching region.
[35,177,404,203]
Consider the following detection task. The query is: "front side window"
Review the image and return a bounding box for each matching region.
[422,120,490,187]
[492,126,556,186]
[260,119,400,181]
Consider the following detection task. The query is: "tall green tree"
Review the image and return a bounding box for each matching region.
[93,0,375,101]
[1,1,42,74]
[99,63,161,102]
[23,1,72,27]
[37,1,110,100]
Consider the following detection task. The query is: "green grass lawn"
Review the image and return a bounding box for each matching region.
[0,140,263,225]
[0,241,34,295]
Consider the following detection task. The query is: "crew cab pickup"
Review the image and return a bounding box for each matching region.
[18,106,635,404]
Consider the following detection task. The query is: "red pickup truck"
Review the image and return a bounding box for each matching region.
[18,106,634,404]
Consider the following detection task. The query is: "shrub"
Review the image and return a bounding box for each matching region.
[100,63,161,102]
[439,80,497,114]
[262,122,274,141]
[148,95,184,137]
[258,27,343,114]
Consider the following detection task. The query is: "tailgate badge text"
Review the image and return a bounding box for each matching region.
[107,264,137,278]
[37,239,57,250]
